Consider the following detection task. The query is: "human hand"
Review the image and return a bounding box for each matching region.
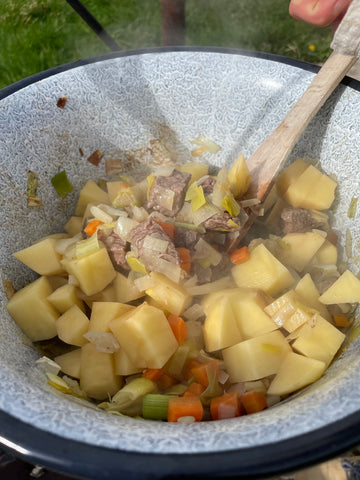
[289,0,353,31]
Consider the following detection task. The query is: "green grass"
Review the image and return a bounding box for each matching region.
[0,0,333,89]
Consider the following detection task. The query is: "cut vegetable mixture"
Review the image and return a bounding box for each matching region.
[7,148,360,423]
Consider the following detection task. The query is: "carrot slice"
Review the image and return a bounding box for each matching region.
[168,314,188,345]
[176,247,191,274]
[210,392,241,420]
[167,396,204,422]
[184,359,202,381]
[142,368,164,381]
[333,313,350,328]
[240,391,268,414]
[191,360,219,387]
[230,246,250,265]
[183,382,206,397]
[157,373,178,391]
[154,220,175,240]
[84,219,102,236]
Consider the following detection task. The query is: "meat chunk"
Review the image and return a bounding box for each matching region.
[280,207,326,234]
[98,231,129,271]
[128,217,179,270]
[147,169,191,217]
[197,175,216,195]
[203,212,240,231]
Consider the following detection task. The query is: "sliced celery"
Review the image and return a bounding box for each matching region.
[75,233,100,259]
[142,394,173,420]
[108,378,156,412]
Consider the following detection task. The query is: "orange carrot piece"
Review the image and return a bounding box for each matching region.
[210,392,241,420]
[142,368,164,381]
[157,373,178,391]
[84,219,102,236]
[240,391,268,415]
[168,314,188,345]
[176,247,191,274]
[183,382,206,397]
[154,220,175,240]
[184,359,202,381]
[167,396,204,422]
[230,246,250,265]
[191,360,219,387]
[333,313,351,328]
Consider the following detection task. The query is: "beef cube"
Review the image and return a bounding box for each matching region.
[203,212,240,231]
[147,169,191,217]
[197,175,216,195]
[280,207,326,234]
[98,231,130,271]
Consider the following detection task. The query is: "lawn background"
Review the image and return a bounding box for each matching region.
[0,0,333,90]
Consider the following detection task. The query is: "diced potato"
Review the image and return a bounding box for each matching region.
[203,296,243,352]
[319,270,360,304]
[75,180,109,216]
[227,153,252,198]
[276,158,308,197]
[292,314,345,367]
[267,352,326,396]
[113,347,143,376]
[178,162,209,184]
[13,236,65,276]
[284,165,337,210]
[64,216,83,236]
[278,232,326,272]
[201,288,248,315]
[55,349,82,379]
[56,305,89,346]
[82,283,118,308]
[295,273,331,321]
[312,240,337,265]
[6,276,59,341]
[80,342,121,400]
[47,284,85,313]
[232,244,295,296]
[88,302,134,332]
[62,248,116,296]
[222,330,291,382]
[109,303,178,369]
[145,272,192,316]
[113,272,144,304]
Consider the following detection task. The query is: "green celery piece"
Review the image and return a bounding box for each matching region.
[142,394,173,420]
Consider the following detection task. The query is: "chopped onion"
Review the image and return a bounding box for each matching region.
[193,237,222,268]
[131,206,149,222]
[114,216,139,240]
[228,382,246,396]
[239,198,261,208]
[97,204,128,218]
[183,303,204,322]
[142,235,169,253]
[75,233,100,259]
[156,188,175,211]
[218,370,230,385]
[192,203,221,226]
[153,165,175,177]
[36,356,61,375]
[190,135,221,154]
[133,275,155,292]
[90,205,113,224]
[187,276,233,296]
[83,331,120,353]
[55,233,82,255]
[183,275,198,289]
[154,257,184,283]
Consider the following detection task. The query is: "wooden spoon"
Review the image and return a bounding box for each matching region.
[239,0,360,239]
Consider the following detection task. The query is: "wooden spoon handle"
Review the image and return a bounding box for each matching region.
[246,51,356,201]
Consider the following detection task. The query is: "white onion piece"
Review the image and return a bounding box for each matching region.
[154,258,183,283]
[142,235,169,253]
[192,203,221,226]
[176,202,194,224]
[153,166,175,177]
[183,275,198,289]
[228,382,246,396]
[183,303,204,322]
[131,206,149,222]
[90,205,114,224]
[156,188,175,211]
[83,331,120,353]
[133,275,155,292]
[193,237,222,267]
[218,370,230,385]
[239,198,260,208]
[98,204,128,218]
[35,357,61,375]
[55,233,82,254]
[190,135,221,154]
[114,216,139,240]
[185,320,204,349]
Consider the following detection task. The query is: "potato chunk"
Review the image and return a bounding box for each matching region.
[145,272,191,316]
[232,243,294,296]
[61,248,116,296]
[109,303,178,369]
[227,153,252,198]
[56,305,89,346]
[88,302,134,332]
[319,270,360,304]
[113,272,144,304]
[80,342,121,400]
[47,284,85,313]
[222,330,291,382]
[55,349,82,379]
[6,276,59,341]
[278,232,325,272]
[276,158,308,197]
[64,216,83,236]
[75,179,109,216]
[267,352,326,396]
[13,236,65,276]
[295,273,331,321]
[114,347,143,376]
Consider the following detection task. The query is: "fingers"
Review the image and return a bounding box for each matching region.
[289,0,353,27]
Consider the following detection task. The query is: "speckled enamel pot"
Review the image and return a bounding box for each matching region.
[1,47,360,480]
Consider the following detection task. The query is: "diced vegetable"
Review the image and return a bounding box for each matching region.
[51,170,74,197]
[167,315,188,345]
[143,394,172,420]
[210,392,241,420]
[240,391,267,414]
[230,246,250,265]
[167,396,204,422]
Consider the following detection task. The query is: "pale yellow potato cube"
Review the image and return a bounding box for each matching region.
[6,276,59,341]
[276,158,308,197]
[295,273,331,321]
[278,232,325,272]
[232,244,295,296]
[201,288,249,315]
[55,349,82,379]
[114,347,142,376]
[222,330,291,382]
[56,305,89,346]
[88,302,135,332]
[227,153,252,198]
[319,270,360,304]
[109,303,178,369]
[312,240,337,265]
[75,180,109,216]
[82,283,118,308]
[178,162,209,184]
[267,352,326,396]
[61,248,116,296]
[80,342,121,400]
[292,314,345,366]
[284,165,337,210]
[114,272,144,304]
[47,284,85,313]
[13,237,65,276]
[203,296,243,352]
[64,216,83,236]
[145,272,192,316]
